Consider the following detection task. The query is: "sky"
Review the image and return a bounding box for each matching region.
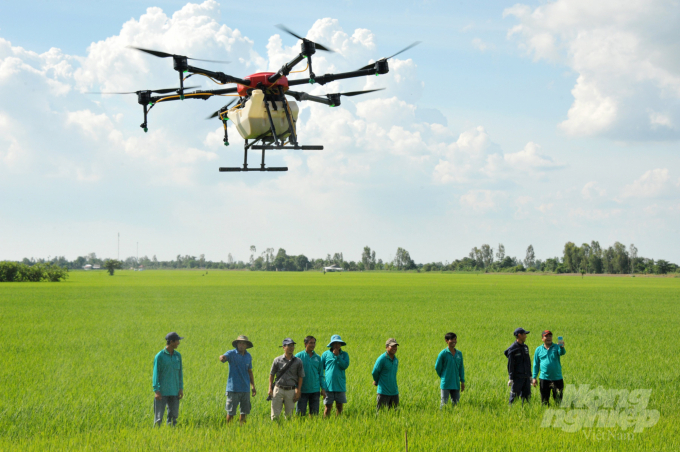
[1,0,679,264]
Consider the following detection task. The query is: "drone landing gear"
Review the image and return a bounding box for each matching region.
[218,143,323,172]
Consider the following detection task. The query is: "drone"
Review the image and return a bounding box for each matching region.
[92,25,420,173]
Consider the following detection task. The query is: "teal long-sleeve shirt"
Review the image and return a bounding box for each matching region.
[372,352,399,396]
[321,350,350,392]
[532,344,566,380]
[296,350,328,393]
[434,348,465,390]
[153,348,183,396]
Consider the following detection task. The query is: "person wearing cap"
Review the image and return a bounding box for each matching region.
[372,338,400,412]
[532,330,566,405]
[321,334,350,417]
[152,332,184,426]
[504,327,532,405]
[269,338,305,420]
[295,336,327,416]
[219,335,256,424]
[435,332,465,407]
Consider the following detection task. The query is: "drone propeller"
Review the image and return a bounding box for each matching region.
[206,98,238,119]
[275,24,334,52]
[333,88,385,97]
[86,86,200,95]
[127,46,230,64]
[356,41,421,71]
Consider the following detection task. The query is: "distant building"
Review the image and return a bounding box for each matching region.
[83,264,92,271]
[93,264,101,270]
[324,264,343,272]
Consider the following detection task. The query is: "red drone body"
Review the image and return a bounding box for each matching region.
[237,72,289,97]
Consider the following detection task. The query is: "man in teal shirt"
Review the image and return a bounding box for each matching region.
[295,336,327,416]
[532,330,566,405]
[321,334,350,417]
[372,338,399,412]
[434,332,465,407]
[152,332,184,426]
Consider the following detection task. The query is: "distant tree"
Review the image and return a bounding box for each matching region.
[589,241,603,273]
[481,244,494,268]
[629,244,638,275]
[394,248,416,270]
[612,242,629,274]
[656,259,670,274]
[524,245,536,269]
[361,246,372,270]
[227,253,234,266]
[563,242,580,273]
[496,244,505,262]
[104,259,122,276]
[249,246,256,266]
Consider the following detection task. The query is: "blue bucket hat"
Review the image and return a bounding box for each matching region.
[326,334,347,347]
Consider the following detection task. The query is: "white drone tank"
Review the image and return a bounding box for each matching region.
[227,89,299,140]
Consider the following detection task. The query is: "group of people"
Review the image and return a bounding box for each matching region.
[152,327,566,426]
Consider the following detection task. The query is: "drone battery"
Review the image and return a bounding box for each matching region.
[228,90,299,140]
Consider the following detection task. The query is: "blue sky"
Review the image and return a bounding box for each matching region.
[1,0,679,264]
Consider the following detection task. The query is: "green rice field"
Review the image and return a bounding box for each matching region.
[2,271,679,451]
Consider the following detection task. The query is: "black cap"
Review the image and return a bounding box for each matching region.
[165,332,184,341]
[513,327,530,336]
[280,338,296,347]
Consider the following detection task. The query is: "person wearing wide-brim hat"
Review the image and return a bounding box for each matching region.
[321,334,350,417]
[219,335,256,424]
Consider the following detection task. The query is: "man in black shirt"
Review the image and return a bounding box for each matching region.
[504,327,532,405]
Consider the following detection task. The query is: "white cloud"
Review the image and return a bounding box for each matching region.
[504,0,680,140]
[621,168,675,199]
[581,181,607,200]
[472,38,494,52]
[460,189,508,213]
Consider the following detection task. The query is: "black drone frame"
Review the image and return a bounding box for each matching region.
[124,29,419,172]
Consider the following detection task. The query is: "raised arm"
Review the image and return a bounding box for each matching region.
[337,352,350,370]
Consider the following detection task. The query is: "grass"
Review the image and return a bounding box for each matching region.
[2,270,679,451]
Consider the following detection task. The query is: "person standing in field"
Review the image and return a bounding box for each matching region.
[532,330,566,405]
[152,332,184,427]
[295,336,327,416]
[504,327,532,405]
[372,338,400,412]
[321,334,350,417]
[434,332,465,407]
[218,335,256,425]
[269,338,305,420]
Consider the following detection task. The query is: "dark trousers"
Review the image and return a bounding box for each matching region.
[509,378,531,405]
[539,379,564,405]
[296,392,321,415]
[376,394,399,413]
[154,396,179,426]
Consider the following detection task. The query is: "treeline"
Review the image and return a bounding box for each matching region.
[6,241,678,276]
[419,242,677,275]
[0,262,69,282]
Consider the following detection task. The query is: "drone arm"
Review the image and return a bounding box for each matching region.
[287,67,382,86]
[285,90,332,106]
[268,54,307,85]
[150,87,238,104]
[186,65,250,86]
